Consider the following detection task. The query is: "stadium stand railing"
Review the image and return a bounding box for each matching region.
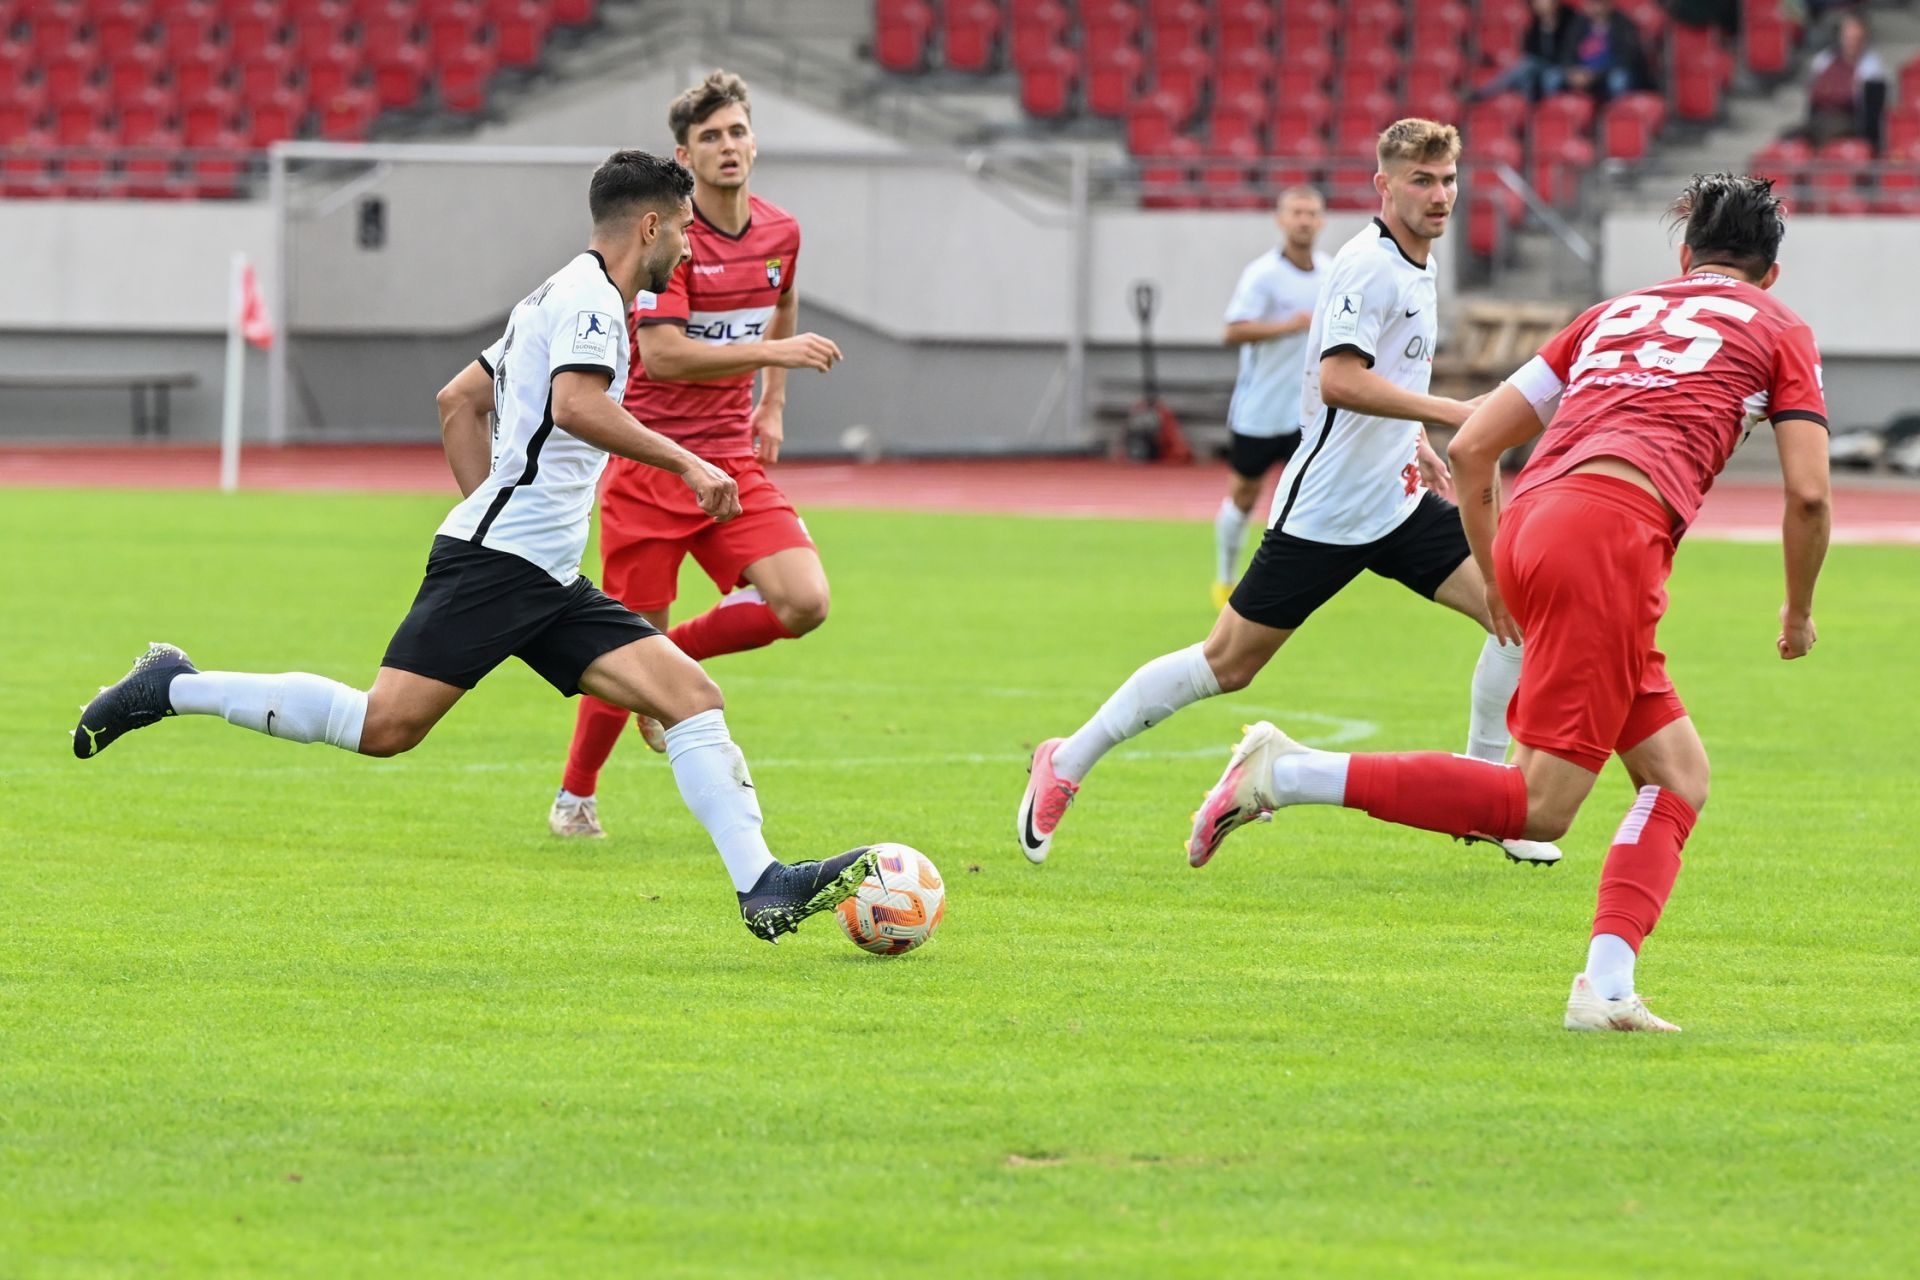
[0,0,602,200]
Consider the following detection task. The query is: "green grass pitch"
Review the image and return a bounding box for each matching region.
[2,487,1915,1278]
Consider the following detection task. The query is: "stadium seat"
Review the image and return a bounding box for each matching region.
[1472,3,1529,71]
[1410,1,1471,50]
[46,44,101,102]
[1405,45,1466,104]
[1150,45,1212,121]
[942,0,1001,74]
[0,41,31,98]
[181,86,238,146]
[428,2,488,63]
[362,1,425,58]
[1333,90,1399,156]
[1125,91,1187,155]
[245,87,304,147]
[550,0,596,24]
[238,44,299,106]
[1274,45,1334,102]
[307,42,366,103]
[1899,57,1920,109]
[1887,106,1920,156]
[228,1,287,60]
[1266,131,1325,187]
[372,43,428,109]
[1011,6,1070,70]
[2,133,59,199]
[1215,44,1271,103]
[1340,46,1402,101]
[1743,4,1794,78]
[23,6,88,56]
[1811,137,1871,214]
[0,85,47,145]
[1217,0,1273,53]
[1278,0,1335,50]
[160,3,220,60]
[1081,0,1142,63]
[1270,91,1333,146]
[1531,93,1595,155]
[1466,189,1507,260]
[108,46,165,100]
[1086,43,1144,119]
[1147,1,1209,58]
[1465,92,1528,149]
[1671,25,1732,122]
[188,127,249,197]
[437,46,496,114]
[95,2,156,60]
[1138,135,1202,209]
[1208,93,1266,153]
[318,85,378,137]
[1601,91,1665,163]
[492,1,553,68]
[1323,157,1378,209]
[1531,137,1594,206]
[115,83,175,141]
[873,0,934,74]
[1874,141,1920,213]
[1017,44,1077,119]
[53,89,110,147]
[59,132,124,200]
[294,1,354,52]
[174,44,229,100]
[1340,0,1405,52]
[1404,89,1463,131]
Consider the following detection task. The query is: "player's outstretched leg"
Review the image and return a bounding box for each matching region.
[736,846,879,944]
[1017,642,1222,863]
[1459,635,1562,867]
[1186,721,1295,867]
[72,643,198,758]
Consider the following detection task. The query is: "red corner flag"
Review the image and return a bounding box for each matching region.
[239,261,274,349]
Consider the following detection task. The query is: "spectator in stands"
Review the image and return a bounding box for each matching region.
[1799,12,1889,152]
[1544,0,1654,101]
[1476,0,1580,102]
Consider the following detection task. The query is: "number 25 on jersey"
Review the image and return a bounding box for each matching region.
[1568,294,1758,380]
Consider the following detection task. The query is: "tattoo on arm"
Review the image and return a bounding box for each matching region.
[1479,485,1496,506]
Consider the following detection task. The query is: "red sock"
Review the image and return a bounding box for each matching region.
[666,597,794,661]
[1343,752,1529,840]
[561,695,630,797]
[1592,785,1695,949]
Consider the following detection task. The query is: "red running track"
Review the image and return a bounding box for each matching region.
[3,444,1918,544]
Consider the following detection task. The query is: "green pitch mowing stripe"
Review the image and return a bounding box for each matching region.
[1,489,1916,1278]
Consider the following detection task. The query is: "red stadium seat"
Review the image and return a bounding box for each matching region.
[1531,93,1595,154]
[1270,91,1333,145]
[1011,3,1071,70]
[1404,89,1463,130]
[319,85,378,137]
[1218,0,1273,52]
[1215,44,1271,103]
[173,44,229,99]
[95,2,156,60]
[1405,45,1465,102]
[873,0,934,74]
[307,42,365,102]
[1743,6,1793,78]
[46,43,101,101]
[1899,57,1920,108]
[1085,43,1144,119]
[108,46,165,100]
[0,85,48,144]
[1811,136,1871,213]
[59,132,124,201]
[1472,4,1529,69]
[1887,106,1920,156]
[1531,136,1593,206]
[24,6,88,56]
[1081,0,1142,63]
[942,0,1001,74]
[1017,44,1077,119]
[362,1,425,59]
[1340,0,1405,50]
[1138,135,1202,209]
[2,133,59,199]
[1464,92,1528,149]
[1601,91,1664,162]
[228,1,287,59]
[188,128,248,198]
[238,44,299,105]
[1274,44,1333,101]
[1334,90,1399,155]
[437,45,495,113]
[1266,131,1325,187]
[53,88,109,146]
[115,83,175,140]
[246,87,304,147]
[1323,157,1378,209]
[125,130,186,199]
[1671,25,1731,122]
[1874,141,1920,213]
[550,0,596,24]
[1125,90,1187,155]
[1277,0,1335,53]
[1147,1,1208,57]
[294,1,353,52]
[160,2,220,60]
[1340,46,1402,101]
[428,2,487,62]
[0,40,31,98]
[1209,92,1266,151]
[1410,1,1471,50]
[1466,189,1508,260]
[1150,45,1212,120]
[181,85,237,145]
[492,1,553,68]
[372,43,428,109]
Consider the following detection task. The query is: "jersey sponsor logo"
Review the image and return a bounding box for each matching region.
[765,257,783,287]
[572,311,616,357]
[1327,292,1363,341]
[685,305,777,345]
[693,263,727,276]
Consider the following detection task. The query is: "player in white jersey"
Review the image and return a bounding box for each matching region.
[72,150,879,944]
[1018,120,1562,870]
[1212,186,1330,611]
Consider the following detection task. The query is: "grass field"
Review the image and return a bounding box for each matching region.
[2,487,1916,1278]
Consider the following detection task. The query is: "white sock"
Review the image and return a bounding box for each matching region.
[663,708,775,893]
[1053,643,1222,783]
[556,788,594,807]
[1214,497,1251,584]
[1466,635,1524,763]
[1270,749,1350,806]
[1585,933,1638,1001]
[168,671,367,751]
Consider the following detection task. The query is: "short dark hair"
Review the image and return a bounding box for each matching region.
[588,149,694,226]
[1669,173,1786,279]
[669,70,751,146]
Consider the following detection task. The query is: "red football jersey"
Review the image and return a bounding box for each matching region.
[624,195,800,459]
[1509,271,1826,531]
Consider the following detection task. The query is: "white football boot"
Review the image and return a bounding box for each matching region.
[1187,721,1301,868]
[1563,974,1680,1033]
[548,793,606,839]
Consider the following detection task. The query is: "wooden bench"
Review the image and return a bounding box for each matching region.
[0,371,199,436]
[1430,299,1577,401]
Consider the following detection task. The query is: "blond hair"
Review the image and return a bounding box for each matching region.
[668,69,751,145]
[1277,184,1325,208]
[1376,118,1461,169]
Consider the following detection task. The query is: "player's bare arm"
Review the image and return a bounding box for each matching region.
[435,359,496,497]
[1318,350,1479,429]
[1448,383,1545,647]
[1223,313,1313,346]
[551,370,742,521]
[1773,416,1831,660]
[750,285,800,464]
[637,318,841,381]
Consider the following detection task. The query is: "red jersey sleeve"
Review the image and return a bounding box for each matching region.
[1769,323,1827,428]
[636,260,691,327]
[1535,303,1602,382]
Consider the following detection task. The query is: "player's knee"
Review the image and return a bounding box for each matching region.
[1521,796,1577,843]
[358,715,428,759]
[773,587,830,637]
[1658,761,1710,814]
[1208,655,1256,694]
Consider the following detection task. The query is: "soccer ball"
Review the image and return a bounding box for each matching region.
[836,843,946,956]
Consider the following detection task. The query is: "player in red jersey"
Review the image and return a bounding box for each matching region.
[550,70,845,837]
[1186,174,1832,1032]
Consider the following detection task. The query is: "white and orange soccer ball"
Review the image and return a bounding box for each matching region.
[835,843,946,956]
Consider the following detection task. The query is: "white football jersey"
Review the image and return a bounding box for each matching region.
[438,251,629,584]
[1224,247,1331,438]
[1270,219,1441,545]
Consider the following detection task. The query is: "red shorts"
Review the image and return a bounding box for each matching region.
[1494,473,1689,773]
[597,455,814,612]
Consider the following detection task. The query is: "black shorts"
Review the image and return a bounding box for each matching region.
[1226,430,1302,480]
[382,536,660,695]
[1228,491,1471,631]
